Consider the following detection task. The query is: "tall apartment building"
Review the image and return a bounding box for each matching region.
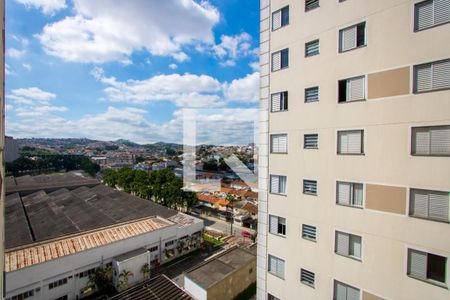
[257,1,450,299]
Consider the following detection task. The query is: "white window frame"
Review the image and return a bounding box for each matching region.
[411,125,450,156]
[333,280,361,300]
[271,91,288,112]
[269,214,287,236]
[268,254,285,279]
[272,5,289,31]
[338,75,367,103]
[335,230,363,261]
[270,134,288,154]
[338,21,367,53]
[337,129,365,155]
[336,181,365,208]
[270,174,287,195]
[407,248,449,287]
[414,0,450,32]
[409,188,450,223]
[271,48,289,72]
[413,59,450,93]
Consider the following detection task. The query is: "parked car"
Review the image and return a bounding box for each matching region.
[241,231,253,239]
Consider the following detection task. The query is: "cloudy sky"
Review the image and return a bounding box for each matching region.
[6,0,259,145]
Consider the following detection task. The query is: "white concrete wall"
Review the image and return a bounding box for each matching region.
[113,251,150,290]
[184,276,207,300]
[5,219,203,300]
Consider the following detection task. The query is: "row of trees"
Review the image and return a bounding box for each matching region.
[6,155,100,176]
[102,168,197,211]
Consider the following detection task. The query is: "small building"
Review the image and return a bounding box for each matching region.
[184,246,256,300]
[5,136,19,162]
[112,248,150,291]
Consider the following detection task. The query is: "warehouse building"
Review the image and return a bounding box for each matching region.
[4,173,203,300]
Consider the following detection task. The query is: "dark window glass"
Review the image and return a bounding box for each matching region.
[281,6,289,26]
[338,80,347,102]
[281,49,289,68]
[356,23,366,47]
[427,253,447,283]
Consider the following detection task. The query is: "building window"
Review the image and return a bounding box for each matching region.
[335,231,362,260]
[408,249,447,284]
[300,269,315,287]
[272,49,289,72]
[149,245,159,252]
[271,134,288,153]
[272,6,289,30]
[268,294,281,300]
[410,188,449,222]
[414,0,450,31]
[78,268,96,278]
[339,22,366,52]
[268,255,285,279]
[337,130,364,155]
[411,125,450,156]
[336,181,364,208]
[303,180,317,195]
[305,0,320,11]
[11,289,34,300]
[271,91,288,112]
[305,39,320,57]
[55,296,68,300]
[413,59,450,93]
[338,76,365,102]
[270,175,287,195]
[305,87,319,103]
[269,215,286,236]
[333,280,361,300]
[304,134,318,149]
[302,224,317,241]
[165,240,175,247]
[49,278,68,290]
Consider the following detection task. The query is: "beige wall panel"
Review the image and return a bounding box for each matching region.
[366,184,406,215]
[363,291,385,300]
[368,67,410,100]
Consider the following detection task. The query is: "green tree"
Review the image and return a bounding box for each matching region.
[141,263,150,280]
[226,194,237,235]
[119,270,133,290]
[88,265,113,291]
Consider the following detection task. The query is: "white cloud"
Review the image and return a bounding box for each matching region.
[37,0,220,64]
[5,64,13,75]
[212,33,258,67]
[15,105,68,117]
[12,35,29,47]
[249,61,259,72]
[168,63,178,70]
[224,72,259,103]
[8,87,56,103]
[7,48,26,59]
[22,63,32,71]
[5,104,13,111]
[7,106,257,145]
[91,67,224,107]
[15,0,66,15]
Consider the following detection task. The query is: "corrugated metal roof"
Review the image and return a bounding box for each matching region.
[5,217,170,272]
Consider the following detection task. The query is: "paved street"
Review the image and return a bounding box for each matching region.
[196,214,256,237]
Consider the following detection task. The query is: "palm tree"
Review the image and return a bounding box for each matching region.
[226,194,237,235]
[141,263,150,280]
[87,265,113,291]
[119,270,134,290]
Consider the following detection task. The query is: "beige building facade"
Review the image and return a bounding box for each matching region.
[257,1,450,300]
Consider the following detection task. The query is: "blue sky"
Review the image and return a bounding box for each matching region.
[6,0,259,145]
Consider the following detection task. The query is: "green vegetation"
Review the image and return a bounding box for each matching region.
[202,234,224,246]
[6,155,100,176]
[102,168,197,211]
[20,146,55,156]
